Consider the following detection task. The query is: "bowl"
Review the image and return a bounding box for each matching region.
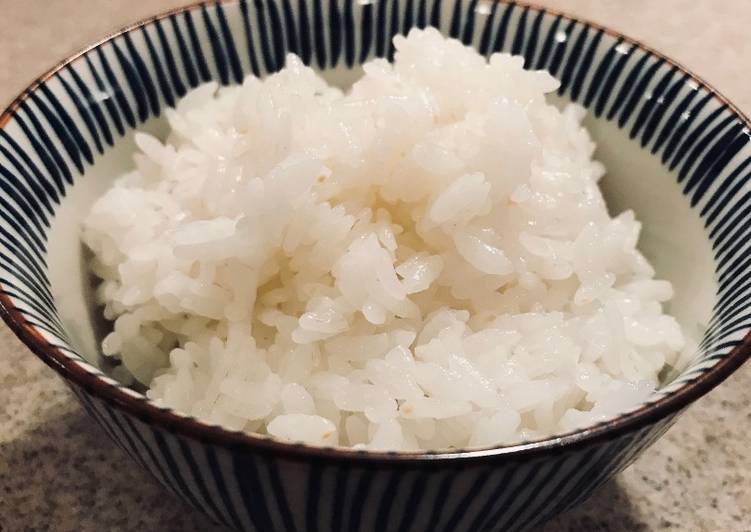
[1,1,748,530]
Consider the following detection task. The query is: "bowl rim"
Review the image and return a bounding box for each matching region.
[1,0,749,467]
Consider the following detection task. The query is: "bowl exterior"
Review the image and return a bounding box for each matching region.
[1,1,749,531]
[69,382,675,532]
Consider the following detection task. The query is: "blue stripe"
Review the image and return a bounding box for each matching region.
[0,127,59,206]
[330,466,349,532]
[216,2,245,83]
[521,445,615,530]
[558,24,589,95]
[123,416,197,503]
[534,14,562,71]
[312,0,326,68]
[0,194,45,256]
[641,73,688,148]
[416,0,427,28]
[376,0,388,58]
[297,0,313,65]
[476,461,541,531]
[177,437,230,524]
[359,2,374,63]
[306,464,324,532]
[510,6,528,56]
[449,0,463,40]
[233,454,276,532]
[678,116,737,183]
[478,0,500,56]
[492,456,571,531]
[464,465,518,532]
[13,308,65,339]
[718,253,751,286]
[141,25,176,108]
[594,43,635,118]
[152,428,220,520]
[715,276,751,317]
[403,0,415,36]
[14,103,71,189]
[0,224,47,275]
[204,447,246,530]
[202,4,232,84]
[651,80,700,154]
[0,260,54,308]
[239,0,262,77]
[676,114,734,181]
[75,392,132,456]
[54,72,104,153]
[20,93,82,176]
[343,0,355,67]
[689,128,748,206]
[491,2,515,54]
[583,38,622,108]
[701,158,751,224]
[36,83,93,164]
[93,47,136,128]
[1,283,62,328]
[395,472,428,532]
[430,0,442,29]
[618,57,665,128]
[328,0,342,67]
[123,32,160,116]
[264,457,298,532]
[184,10,212,82]
[346,469,376,531]
[606,51,648,121]
[253,0,281,73]
[709,187,751,241]
[170,14,201,87]
[662,93,714,165]
[1,133,61,226]
[423,472,454,530]
[0,160,50,227]
[523,9,544,67]
[438,469,490,532]
[374,471,401,531]
[388,0,401,60]
[154,19,188,97]
[108,409,185,497]
[281,0,300,56]
[629,66,678,139]
[569,29,602,102]
[547,19,575,78]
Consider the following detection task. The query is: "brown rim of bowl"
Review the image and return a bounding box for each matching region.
[0,0,749,468]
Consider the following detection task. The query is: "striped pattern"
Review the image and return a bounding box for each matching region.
[0,1,748,530]
[70,383,676,532]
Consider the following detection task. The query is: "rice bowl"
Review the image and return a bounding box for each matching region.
[2,1,749,530]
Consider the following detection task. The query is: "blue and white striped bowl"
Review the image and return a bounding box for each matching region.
[1,1,749,530]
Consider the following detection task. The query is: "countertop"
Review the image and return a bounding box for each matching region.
[0,1,749,531]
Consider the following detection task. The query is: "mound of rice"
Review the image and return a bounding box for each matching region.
[83,28,684,450]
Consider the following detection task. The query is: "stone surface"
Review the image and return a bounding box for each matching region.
[0,1,748,531]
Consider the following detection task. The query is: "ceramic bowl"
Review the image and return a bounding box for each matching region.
[1,1,748,530]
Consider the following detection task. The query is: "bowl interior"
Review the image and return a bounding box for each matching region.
[2,0,747,448]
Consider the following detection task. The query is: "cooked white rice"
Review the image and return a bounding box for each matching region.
[82,28,684,451]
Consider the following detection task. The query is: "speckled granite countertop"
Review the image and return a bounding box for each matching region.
[0,1,749,531]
